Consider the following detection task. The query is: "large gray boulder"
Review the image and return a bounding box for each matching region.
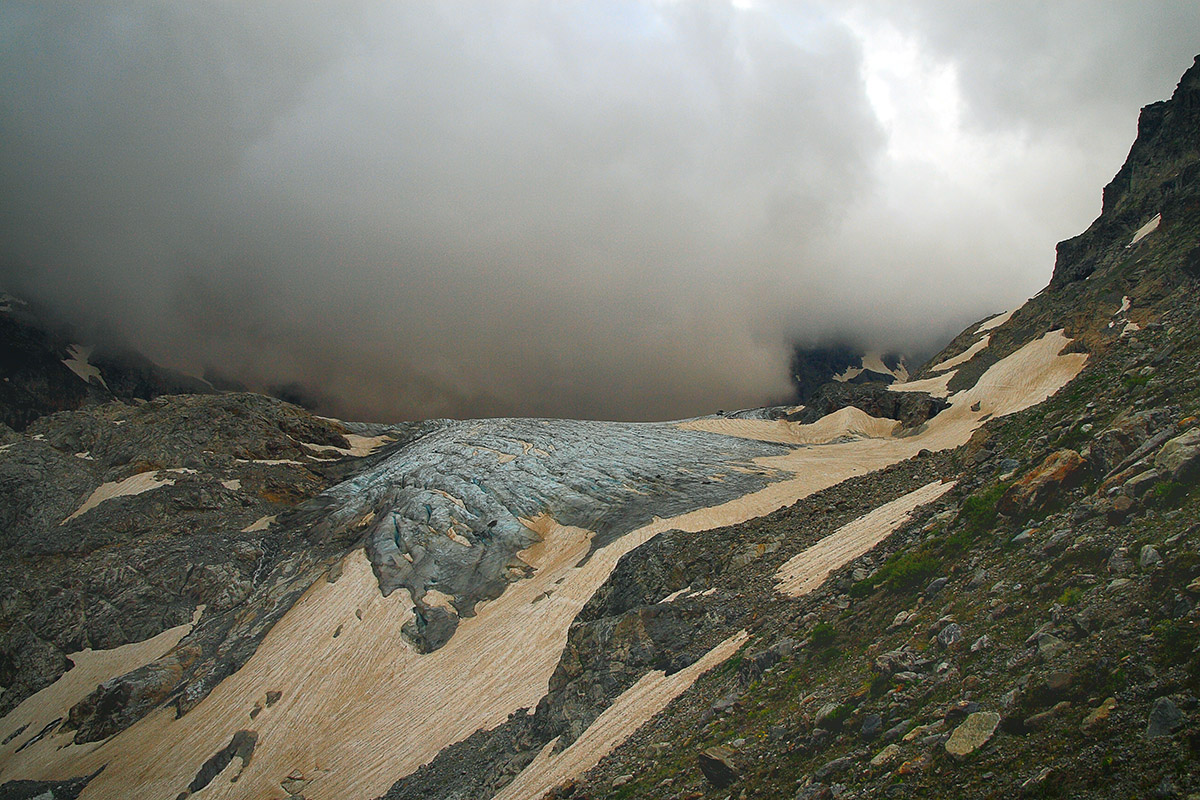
[1155,428,1200,483]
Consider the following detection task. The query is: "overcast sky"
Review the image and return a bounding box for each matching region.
[2,2,1197,422]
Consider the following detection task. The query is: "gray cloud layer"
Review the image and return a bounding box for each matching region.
[2,2,1197,421]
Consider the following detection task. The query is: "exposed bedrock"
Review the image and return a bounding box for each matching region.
[792,383,948,428]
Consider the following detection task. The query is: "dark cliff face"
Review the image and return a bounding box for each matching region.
[1052,55,1200,287]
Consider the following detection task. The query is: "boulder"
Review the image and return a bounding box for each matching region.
[698,746,738,788]
[860,714,883,741]
[1082,697,1117,733]
[937,623,964,649]
[998,450,1085,517]
[1146,697,1184,739]
[814,755,856,781]
[870,744,901,768]
[1155,428,1200,483]
[1123,469,1160,498]
[945,711,1001,758]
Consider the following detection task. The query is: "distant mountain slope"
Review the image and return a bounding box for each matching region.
[0,295,212,430]
[789,343,914,404]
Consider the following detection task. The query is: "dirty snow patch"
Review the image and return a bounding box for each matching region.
[659,586,693,604]
[929,336,990,374]
[62,469,196,524]
[221,479,242,491]
[493,631,749,800]
[975,308,1016,334]
[679,406,897,446]
[242,515,277,533]
[302,434,392,458]
[1109,296,1142,337]
[833,353,908,384]
[889,371,954,399]
[776,480,956,597]
[1128,213,1161,246]
[62,344,108,389]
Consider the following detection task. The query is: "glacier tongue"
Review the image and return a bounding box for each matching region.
[323,417,791,651]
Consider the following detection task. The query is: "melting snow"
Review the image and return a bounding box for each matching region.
[925,308,1017,373]
[61,344,108,389]
[62,469,196,524]
[975,308,1016,334]
[888,371,955,398]
[241,515,276,533]
[928,335,990,373]
[659,586,693,604]
[833,353,908,383]
[775,480,956,597]
[301,434,392,458]
[1110,296,1142,337]
[0,607,202,770]
[1128,213,1161,246]
[493,631,749,800]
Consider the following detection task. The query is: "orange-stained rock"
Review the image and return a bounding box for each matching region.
[998,450,1085,517]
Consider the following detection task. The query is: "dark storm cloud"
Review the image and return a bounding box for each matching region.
[1,2,1197,421]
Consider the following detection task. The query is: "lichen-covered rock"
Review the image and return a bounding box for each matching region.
[998,450,1084,517]
[1154,428,1200,482]
[944,711,1000,758]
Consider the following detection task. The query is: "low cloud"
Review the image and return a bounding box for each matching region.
[2,2,1197,421]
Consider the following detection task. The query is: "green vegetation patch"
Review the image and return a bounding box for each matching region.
[850,547,943,597]
[959,482,1010,532]
[810,621,837,647]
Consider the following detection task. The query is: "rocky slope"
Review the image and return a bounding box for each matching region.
[0,54,1196,800]
[553,54,1200,800]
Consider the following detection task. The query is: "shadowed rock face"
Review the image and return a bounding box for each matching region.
[334,418,790,651]
[1052,55,1200,287]
[789,344,917,405]
[792,383,947,429]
